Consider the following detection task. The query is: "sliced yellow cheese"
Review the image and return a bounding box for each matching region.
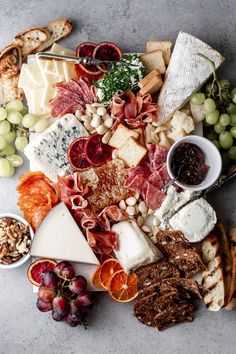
[18,62,44,89]
[24,88,50,116]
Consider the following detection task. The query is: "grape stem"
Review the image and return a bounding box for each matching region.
[198,53,223,102]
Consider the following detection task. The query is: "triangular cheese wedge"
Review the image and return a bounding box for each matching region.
[157,32,225,125]
[30,203,99,266]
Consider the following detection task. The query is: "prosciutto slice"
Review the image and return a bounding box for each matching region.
[50,77,97,118]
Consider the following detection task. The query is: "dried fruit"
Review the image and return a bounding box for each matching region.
[108,270,138,302]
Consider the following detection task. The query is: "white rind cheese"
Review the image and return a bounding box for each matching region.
[25,114,88,182]
[30,202,99,266]
[158,32,224,125]
[168,198,217,242]
[112,220,162,273]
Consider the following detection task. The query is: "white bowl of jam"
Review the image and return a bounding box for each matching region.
[166,136,222,191]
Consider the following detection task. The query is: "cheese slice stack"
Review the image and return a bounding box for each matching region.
[30,202,99,266]
[157,32,225,125]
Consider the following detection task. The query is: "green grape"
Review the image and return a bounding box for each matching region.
[15,136,28,152]
[34,119,49,133]
[206,132,217,141]
[1,145,15,156]
[5,100,24,113]
[214,123,225,134]
[219,114,230,127]
[20,106,28,116]
[212,140,220,149]
[204,98,216,113]
[205,82,217,95]
[221,90,231,102]
[232,94,236,105]
[206,110,219,125]
[22,113,36,128]
[7,111,22,125]
[0,136,7,150]
[5,131,16,144]
[0,158,11,177]
[226,103,236,114]
[0,107,7,121]
[228,146,236,160]
[219,131,233,149]
[16,129,22,137]
[190,93,205,105]
[231,87,236,97]
[7,154,23,167]
[230,126,236,138]
[230,114,236,126]
[7,165,15,177]
[0,120,10,135]
[219,79,230,90]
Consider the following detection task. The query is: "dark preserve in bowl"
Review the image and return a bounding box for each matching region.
[171,142,209,185]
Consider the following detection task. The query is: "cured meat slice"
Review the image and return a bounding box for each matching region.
[98,205,129,230]
[86,229,118,255]
[147,144,168,173]
[124,166,150,192]
[143,182,166,210]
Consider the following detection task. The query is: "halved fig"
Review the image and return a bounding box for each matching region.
[93,42,122,72]
[76,42,101,76]
[84,133,113,167]
[68,137,91,171]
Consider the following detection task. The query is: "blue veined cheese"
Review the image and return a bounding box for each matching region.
[25,114,89,181]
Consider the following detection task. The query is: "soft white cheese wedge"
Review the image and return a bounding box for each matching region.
[112,221,162,273]
[30,202,99,266]
[168,198,217,242]
[157,32,224,124]
[24,114,88,182]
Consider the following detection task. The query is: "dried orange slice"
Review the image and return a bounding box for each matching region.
[108,270,138,302]
[99,259,122,290]
[92,266,106,290]
[98,254,113,264]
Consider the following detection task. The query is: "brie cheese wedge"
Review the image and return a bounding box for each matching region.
[158,32,224,124]
[30,202,99,266]
[112,221,162,273]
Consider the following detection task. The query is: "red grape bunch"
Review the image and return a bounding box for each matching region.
[36,260,96,328]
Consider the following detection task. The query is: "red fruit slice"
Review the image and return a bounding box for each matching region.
[27,259,57,287]
[93,42,122,72]
[84,133,113,167]
[76,42,101,76]
[68,137,91,171]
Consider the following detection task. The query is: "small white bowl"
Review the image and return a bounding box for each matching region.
[0,213,34,269]
[166,136,222,191]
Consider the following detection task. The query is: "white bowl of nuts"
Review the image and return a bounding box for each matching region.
[0,214,34,269]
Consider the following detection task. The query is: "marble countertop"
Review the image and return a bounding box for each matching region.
[0,0,236,353]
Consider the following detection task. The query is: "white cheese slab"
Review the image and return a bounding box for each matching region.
[158,31,224,124]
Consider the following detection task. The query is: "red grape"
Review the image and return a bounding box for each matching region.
[41,271,58,288]
[66,314,80,327]
[69,275,87,294]
[52,295,70,316]
[38,286,56,303]
[69,299,83,321]
[36,298,52,312]
[52,309,65,322]
[54,261,71,276]
[61,266,75,280]
[82,304,94,315]
[76,291,94,307]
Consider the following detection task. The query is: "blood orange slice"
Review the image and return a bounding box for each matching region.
[68,137,91,171]
[93,42,122,72]
[108,270,138,302]
[76,42,101,76]
[92,266,106,290]
[27,259,57,287]
[84,133,113,167]
[99,259,122,290]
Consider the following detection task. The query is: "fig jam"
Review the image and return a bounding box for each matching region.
[171,142,208,185]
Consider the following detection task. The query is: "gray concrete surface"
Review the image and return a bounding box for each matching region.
[0,0,236,353]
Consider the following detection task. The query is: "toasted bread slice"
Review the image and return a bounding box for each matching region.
[37,18,73,52]
[138,69,160,89]
[224,228,236,308]
[0,44,23,103]
[139,50,166,75]
[140,75,163,96]
[147,40,172,64]
[117,137,147,167]
[14,28,48,58]
[108,123,139,149]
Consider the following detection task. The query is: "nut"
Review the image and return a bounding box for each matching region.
[138,201,148,214]
[126,206,136,216]
[96,106,107,116]
[119,200,126,210]
[102,131,112,144]
[125,196,136,206]
[86,104,96,114]
[104,117,113,128]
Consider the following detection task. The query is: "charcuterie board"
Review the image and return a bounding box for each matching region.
[0,18,236,331]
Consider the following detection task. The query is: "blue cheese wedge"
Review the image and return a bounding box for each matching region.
[157,32,224,125]
[25,114,88,182]
[168,198,217,242]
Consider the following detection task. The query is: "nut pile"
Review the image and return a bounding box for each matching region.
[0,217,31,265]
[118,194,160,243]
[75,103,114,144]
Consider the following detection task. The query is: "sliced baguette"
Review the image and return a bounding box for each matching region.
[140,75,163,96]
[117,137,147,167]
[37,18,73,52]
[14,28,48,58]
[224,228,236,308]
[147,40,172,64]
[139,50,166,75]
[201,233,225,311]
